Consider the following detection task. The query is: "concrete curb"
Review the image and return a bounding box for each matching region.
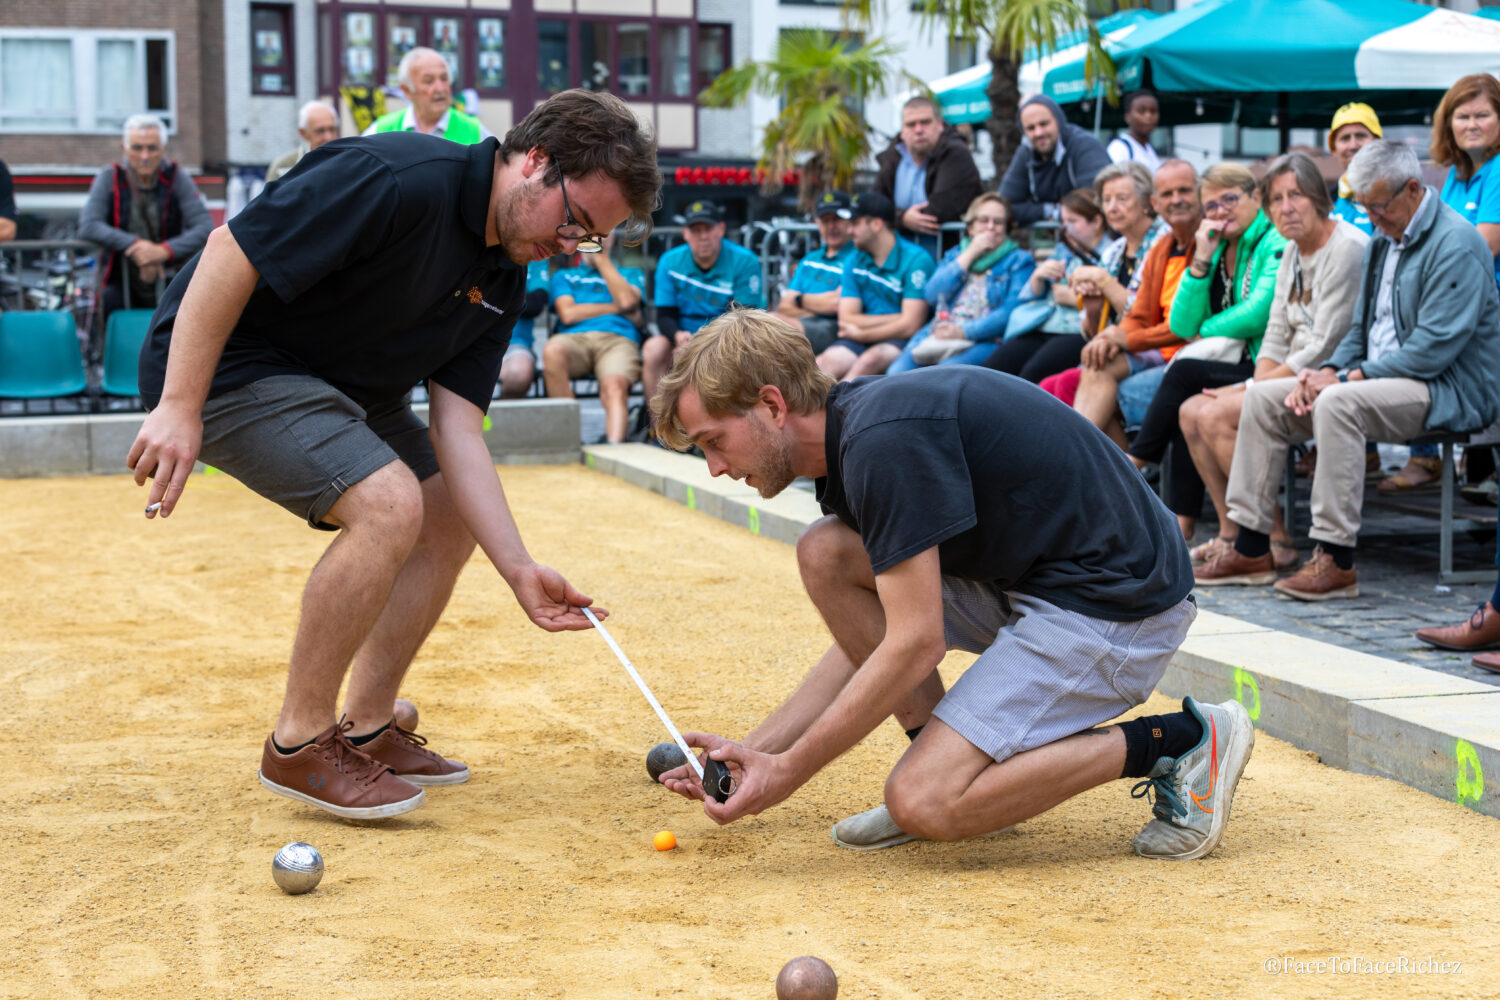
[0,399,582,477]
[582,442,1500,820]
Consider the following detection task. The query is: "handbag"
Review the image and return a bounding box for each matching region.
[912,334,976,365]
[1002,299,1056,341]
[1172,336,1246,364]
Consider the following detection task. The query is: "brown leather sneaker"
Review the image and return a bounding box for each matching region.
[1416,603,1500,651]
[259,720,426,820]
[359,723,470,786]
[1193,548,1276,586]
[1273,546,1358,601]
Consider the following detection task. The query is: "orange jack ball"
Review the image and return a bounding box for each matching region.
[653,830,677,851]
[393,698,419,731]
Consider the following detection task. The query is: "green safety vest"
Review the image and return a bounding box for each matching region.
[372,108,484,145]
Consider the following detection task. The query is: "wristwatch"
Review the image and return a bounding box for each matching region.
[793,291,804,309]
[1336,370,1349,382]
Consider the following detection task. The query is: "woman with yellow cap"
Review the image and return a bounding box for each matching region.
[1327,102,1381,237]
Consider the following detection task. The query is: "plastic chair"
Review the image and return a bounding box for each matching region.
[0,310,88,399]
[101,309,154,396]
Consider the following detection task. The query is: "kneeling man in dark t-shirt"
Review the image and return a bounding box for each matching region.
[126,90,661,822]
[650,309,1254,860]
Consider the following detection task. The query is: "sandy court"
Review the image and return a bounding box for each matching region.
[3,463,1498,999]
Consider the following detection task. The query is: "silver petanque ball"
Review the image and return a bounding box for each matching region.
[272,842,325,895]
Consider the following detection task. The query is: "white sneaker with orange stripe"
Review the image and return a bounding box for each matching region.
[1130,697,1255,861]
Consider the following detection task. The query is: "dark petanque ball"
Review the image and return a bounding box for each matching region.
[646,742,687,782]
[776,956,837,1000]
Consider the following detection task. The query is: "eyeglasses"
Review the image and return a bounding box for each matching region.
[1202,192,1241,216]
[556,165,605,254]
[1357,184,1411,219]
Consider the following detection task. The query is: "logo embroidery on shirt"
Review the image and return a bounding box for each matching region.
[467,285,506,316]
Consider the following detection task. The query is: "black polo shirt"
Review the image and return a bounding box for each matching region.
[139,133,523,412]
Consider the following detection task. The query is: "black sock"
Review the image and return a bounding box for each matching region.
[1320,542,1355,570]
[1233,529,1270,559]
[904,725,925,742]
[348,722,389,746]
[272,735,315,755]
[1118,712,1204,779]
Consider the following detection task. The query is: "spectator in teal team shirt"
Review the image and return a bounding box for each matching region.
[1327,103,1381,237]
[643,199,763,404]
[776,191,856,354]
[1433,74,1500,289]
[502,258,554,398]
[542,234,647,443]
[818,191,935,380]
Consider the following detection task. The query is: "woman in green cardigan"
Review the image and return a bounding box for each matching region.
[1122,162,1287,541]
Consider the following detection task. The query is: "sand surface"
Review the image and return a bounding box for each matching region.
[3,465,1497,999]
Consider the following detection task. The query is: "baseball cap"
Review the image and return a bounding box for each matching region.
[813,190,852,219]
[1327,103,1382,151]
[680,200,722,225]
[848,191,896,225]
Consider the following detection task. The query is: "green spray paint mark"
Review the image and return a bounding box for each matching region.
[585,453,596,469]
[203,466,220,476]
[1233,667,1261,722]
[1456,739,1484,807]
[482,415,493,432]
[747,507,760,535]
[685,486,696,510]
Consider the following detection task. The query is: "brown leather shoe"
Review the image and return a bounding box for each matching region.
[1194,547,1276,586]
[1273,546,1358,601]
[259,719,425,820]
[1416,603,1500,651]
[1471,651,1500,674]
[360,722,470,786]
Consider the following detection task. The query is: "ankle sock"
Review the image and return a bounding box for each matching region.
[904,725,925,743]
[272,735,315,756]
[1321,542,1355,570]
[1119,712,1204,779]
[1233,529,1270,559]
[348,722,390,747]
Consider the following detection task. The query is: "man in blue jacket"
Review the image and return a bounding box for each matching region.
[999,95,1111,229]
[1198,141,1500,600]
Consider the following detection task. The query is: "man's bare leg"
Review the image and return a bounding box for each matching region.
[599,373,632,443]
[640,335,672,405]
[845,343,901,379]
[342,472,476,735]
[273,460,423,747]
[1074,354,1131,448]
[542,338,576,401]
[816,345,857,380]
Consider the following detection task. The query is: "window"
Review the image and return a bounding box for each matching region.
[579,21,610,92]
[474,17,505,92]
[343,11,376,85]
[697,24,730,92]
[0,29,175,133]
[617,23,650,98]
[538,20,569,94]
[250,4,294,96]
[385,12,421,88]
[659,24,692,98]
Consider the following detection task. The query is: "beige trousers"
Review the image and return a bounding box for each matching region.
[1226,376,1431,548]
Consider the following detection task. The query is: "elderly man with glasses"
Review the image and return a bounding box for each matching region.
[1198,140,1500,601]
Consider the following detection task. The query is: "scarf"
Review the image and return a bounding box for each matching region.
[961,237,1016,274]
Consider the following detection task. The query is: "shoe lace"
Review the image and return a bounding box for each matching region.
[316,718,393,787]
[390,720,444,761]
[1131,760,1187,823]
[1471,604,1487,632]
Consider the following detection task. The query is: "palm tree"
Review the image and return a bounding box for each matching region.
[843,0,1118,179]
[698,29,916,211]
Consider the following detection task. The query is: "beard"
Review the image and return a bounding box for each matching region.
[744,413,796,499]
[493,180,558,266]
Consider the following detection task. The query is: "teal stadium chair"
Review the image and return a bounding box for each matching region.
[101,309,154,397]
[0,310,88,399]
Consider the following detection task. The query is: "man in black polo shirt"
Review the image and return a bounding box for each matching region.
[649,310,1255,861]
[127,90,661,821]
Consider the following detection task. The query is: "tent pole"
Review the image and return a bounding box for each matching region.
[1093,91,1103,136]
[1278,92,1290,153]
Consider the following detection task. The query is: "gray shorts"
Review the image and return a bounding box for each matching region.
[198,374,439,531]
[932,581,1196,763]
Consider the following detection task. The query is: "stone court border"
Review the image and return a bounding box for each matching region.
[583,442,1500,822]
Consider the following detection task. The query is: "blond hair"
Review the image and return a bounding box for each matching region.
[650,309,834,451]
[1201,162,1257,195]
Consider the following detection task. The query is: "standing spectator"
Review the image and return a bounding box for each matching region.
[0,157,16,243]
[1196,141,1500,600]
[79,113,212,322]
[1327,103,1381,237]
[1106,91,1162,174]
[642,200,763,406]
[874,96,982,258]
[363,47,492,143]
[1000,95,1112,229]
[267,101,341,182]
[1179,153,1368,568]
[886,193,1034,373]
[817,192,934,380]
[542,234,647,443]
[502,258,555,399]
[777,191,857,355]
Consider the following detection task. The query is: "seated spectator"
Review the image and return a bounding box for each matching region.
[1327,103,1381,237]
[542,234,647,443]
[983,187,1113,382]
[1123,162,1288,538]
[1433,72,1500,289]
[267,101,341,182]
[886,193,1034,373]
[1196,141,1500,600]
[643,200,764,403]
[362,47,493,143]
[1179,153,1368,567]
[79,113,211,322]
[1066,159,1201,447]
[1066,161,1169,336]
[817,191,935,379]
[776,191,856,354]
[0,157,15,243]
[874,96,983,258]
[1000,95,1112,229]
[1106,90,1162,174]
[502,257,556,399]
